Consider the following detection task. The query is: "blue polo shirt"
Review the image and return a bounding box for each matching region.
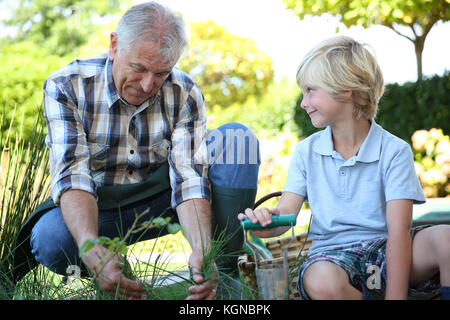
[283,120,425,254]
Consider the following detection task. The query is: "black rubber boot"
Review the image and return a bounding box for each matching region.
[211,184,257,299]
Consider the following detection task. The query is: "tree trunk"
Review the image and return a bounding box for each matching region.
[388,18,439,83]
[414,38,424,82]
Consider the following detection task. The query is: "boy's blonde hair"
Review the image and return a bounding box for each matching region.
[296,35,384,120]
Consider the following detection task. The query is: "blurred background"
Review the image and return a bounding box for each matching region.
[0,0,449,299]
[0,0,449,199]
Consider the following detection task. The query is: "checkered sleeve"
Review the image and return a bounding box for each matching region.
[43,77,97,206]
[168,82,211,207]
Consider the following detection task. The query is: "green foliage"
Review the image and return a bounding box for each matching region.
[2,0,128,56]
[0,42,72,145]
[79,216,181,258]
[293,72,450,142]
[376,72,450,142]
[0,1,128,141]
[207,77,299,135]
[79,236,129,258]
[179,21,274,109]
[283,0,449,28]
[142,216,181,234]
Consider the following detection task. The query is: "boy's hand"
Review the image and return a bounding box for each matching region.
[238,207,281,238]
[238,192,304,239]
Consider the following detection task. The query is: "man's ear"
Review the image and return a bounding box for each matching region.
[344,90,353,97]
[109,32,119,61]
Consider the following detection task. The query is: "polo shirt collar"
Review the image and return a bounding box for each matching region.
[356,119,382,163]
[313,126,334,156]
[313,119,382,163]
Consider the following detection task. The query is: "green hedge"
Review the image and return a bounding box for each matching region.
[0,41,73,145]
[293,72,450,143]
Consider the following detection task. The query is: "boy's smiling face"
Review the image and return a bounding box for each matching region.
[300,86,353,128]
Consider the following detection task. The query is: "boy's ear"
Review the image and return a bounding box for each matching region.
[344,90,353,97]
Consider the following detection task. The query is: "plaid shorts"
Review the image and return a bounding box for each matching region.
[297,226,441,300]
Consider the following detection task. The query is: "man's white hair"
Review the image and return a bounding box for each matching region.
[115,1,188,67]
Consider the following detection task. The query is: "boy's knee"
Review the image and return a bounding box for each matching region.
[303,262,352,300]
[431,225,450,261]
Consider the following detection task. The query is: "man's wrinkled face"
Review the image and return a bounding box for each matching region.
[109,32,172,106]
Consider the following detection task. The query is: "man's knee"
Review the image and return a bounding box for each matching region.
[207,122,260,165]
[30,209,79,275]
[207,122,260,189]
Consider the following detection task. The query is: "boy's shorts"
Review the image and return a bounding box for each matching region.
[297,226,441,300]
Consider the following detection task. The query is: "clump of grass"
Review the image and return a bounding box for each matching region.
[0,105,50,287]
[0,106,240,300]
[63,207,235,300]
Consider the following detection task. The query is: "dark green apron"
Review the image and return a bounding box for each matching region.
[12,162,260,283]
[12,163,171,283]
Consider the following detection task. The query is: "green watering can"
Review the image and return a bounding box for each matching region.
[240,214,297,300]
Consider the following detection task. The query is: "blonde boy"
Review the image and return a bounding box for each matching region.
[239,35,450,300]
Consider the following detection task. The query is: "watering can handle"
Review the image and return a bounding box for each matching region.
[240,214,297,230]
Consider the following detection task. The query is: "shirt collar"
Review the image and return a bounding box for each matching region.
[356,119,382,163]
[313,119,382,163]
[105,56,120,108]
[313,126,334,156]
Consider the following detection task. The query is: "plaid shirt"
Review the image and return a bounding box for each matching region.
[44,53,210,207]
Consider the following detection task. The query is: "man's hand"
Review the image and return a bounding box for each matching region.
[60,190,146,299]
[186,249,218,300]
[176,198,217,299]
[81,244,147,300]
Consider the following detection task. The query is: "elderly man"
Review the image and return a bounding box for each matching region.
[14,2,260,300]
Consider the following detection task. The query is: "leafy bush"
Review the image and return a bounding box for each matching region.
[179,21,274,109]
[207,77,299,135]
[412,128,450,198]
[3,0,125,57]
[0,41,72,145]
[377,73,450,143]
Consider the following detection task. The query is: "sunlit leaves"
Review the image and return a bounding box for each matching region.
[283,0,449,29]
[179,21,274,109]
[2,0,129,56]
[0,41,71,143]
